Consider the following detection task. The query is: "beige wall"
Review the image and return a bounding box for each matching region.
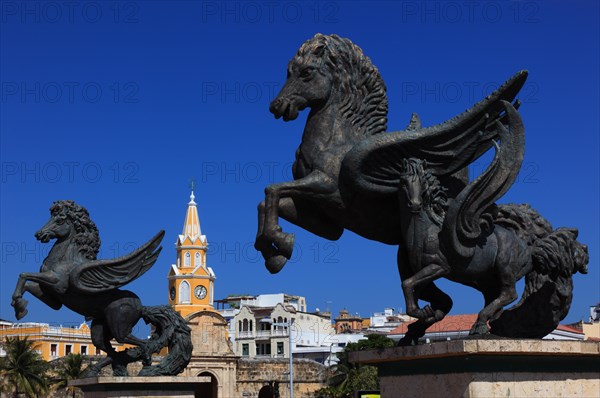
[582,322,600,340]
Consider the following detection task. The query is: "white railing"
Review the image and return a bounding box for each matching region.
[255,330,271,338]
[238,331,253,338]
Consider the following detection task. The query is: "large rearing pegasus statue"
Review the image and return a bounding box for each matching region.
[254,34,588,343]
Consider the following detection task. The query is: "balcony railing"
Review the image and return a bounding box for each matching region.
[272,329,289,337]
[238,331,253,339]
[255,330,271,338]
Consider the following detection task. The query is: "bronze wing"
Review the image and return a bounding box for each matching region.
[69,230,165,294]
[442,101,525,261]
[341,70,528,196]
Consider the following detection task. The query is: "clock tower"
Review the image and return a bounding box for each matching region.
[167,188,216,317]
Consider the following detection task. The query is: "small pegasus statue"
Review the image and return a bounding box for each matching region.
[11,200,192,376]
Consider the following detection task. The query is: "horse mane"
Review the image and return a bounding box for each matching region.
[294,33,388,137]
[50,200,100,260]
[401,158,448,226]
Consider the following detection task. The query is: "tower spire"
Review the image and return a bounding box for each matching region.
[189,178,196,205]
[182,179,202,240]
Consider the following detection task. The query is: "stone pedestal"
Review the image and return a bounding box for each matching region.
[349,340,600,398]
[70,376,211,398]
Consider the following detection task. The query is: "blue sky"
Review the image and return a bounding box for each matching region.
[1,1,598,328]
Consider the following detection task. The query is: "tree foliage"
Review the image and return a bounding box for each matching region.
[52,353,85,398]
[0,336,49,397]
[318,334,394,398]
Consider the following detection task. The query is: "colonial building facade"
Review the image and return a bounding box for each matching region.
[0,321,129,360]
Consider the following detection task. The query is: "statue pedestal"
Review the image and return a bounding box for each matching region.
[70,376,211,398]
[349,339,600,398]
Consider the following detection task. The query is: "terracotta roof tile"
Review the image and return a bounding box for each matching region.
[388,314,478,335]
[555,324,585,335]
[388,314,586,337]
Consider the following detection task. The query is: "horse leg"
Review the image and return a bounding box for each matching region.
[470,283,517,335]
[257,198,343,273]
[398,283,453,346]
[401,263,450,320]
[106,300,151,366]
[256,171,337,271]
[398,249,453,345]
[470,233,524,335]
[84,321,116,377]
[11,271,61,319]
[21,281,62,310]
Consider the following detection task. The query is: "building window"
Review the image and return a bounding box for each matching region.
[179,280,191,303]
[50,344,58,357]
[95,347,101,355]
[81,346,87,355]
[277,342,284,355]
[242,343,249,357]
[257,343,271,356]
[195,252,201,266]
[65,345,72,355]
[184,252,191,267]
[260,322,270,331]
[242,319,249,332]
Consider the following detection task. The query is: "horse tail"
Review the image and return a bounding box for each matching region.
[136,305,193,376]
[490,204,589,337]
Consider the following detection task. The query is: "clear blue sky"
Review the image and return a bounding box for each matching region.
[1,1,598,328]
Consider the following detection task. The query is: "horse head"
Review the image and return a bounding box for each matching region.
[35,200,100,260]
[399,158,448,225]
[270,34,388,137]
[399,158,427,214]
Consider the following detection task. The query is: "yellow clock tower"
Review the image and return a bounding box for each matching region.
[167,189,216,318]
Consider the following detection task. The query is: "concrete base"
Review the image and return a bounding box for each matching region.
[70,376,211,398]
[350,339,600,398]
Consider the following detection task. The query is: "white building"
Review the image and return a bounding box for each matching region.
[216,293,335,364]
[367,308,412,333]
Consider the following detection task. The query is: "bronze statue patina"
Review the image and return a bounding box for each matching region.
[11,200,192,376]
[255,34,589,344]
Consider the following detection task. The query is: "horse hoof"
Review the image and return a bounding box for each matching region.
[13,298,28,320]
[276,233,295,259]
[254,235,269,252]
[83,366,101,378]
[469,322,490,335]
[398,336,418,346]
[15,308,28,320]
[266,255,288,274]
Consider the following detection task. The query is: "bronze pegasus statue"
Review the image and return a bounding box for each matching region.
[11,200,192,375]
[254,34,588,344]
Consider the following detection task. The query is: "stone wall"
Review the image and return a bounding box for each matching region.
[351,339,600,398]
[236,358,328,398]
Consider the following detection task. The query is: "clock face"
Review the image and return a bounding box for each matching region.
[170,287,176,300]
[194,285,207,300]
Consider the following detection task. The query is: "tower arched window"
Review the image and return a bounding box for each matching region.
[179,280,190,303]
[195,252,201,267]
[184,252,191,267]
